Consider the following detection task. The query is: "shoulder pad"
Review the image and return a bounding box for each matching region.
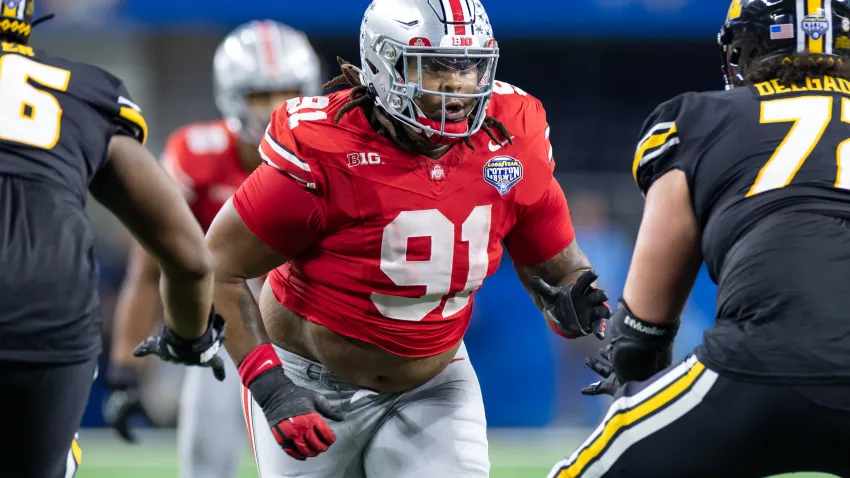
[71,59,149,145]
[16,52,148,145]
[485,82,553,169]
[259,96,337,194]
[632,93,699,194]
[485,81,548,137]
[161,121,233,192]
[259,90,383,191]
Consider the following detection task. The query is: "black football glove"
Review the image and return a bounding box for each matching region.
[133,307,227,381]
[581,343,620,396]
[103,364,153,443]
[530,270,611,340]
[582,299,679,396]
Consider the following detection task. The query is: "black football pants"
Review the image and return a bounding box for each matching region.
[550,355,850,478]
[0,358,96,478]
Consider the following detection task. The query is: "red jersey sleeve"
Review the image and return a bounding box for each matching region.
[501,91,571,266]
[232,163,325,257]
[526,95,555,171]
[258,105,321,193]
[504,178,575,266]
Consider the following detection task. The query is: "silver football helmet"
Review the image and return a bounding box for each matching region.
[214,20,322,144]
[359,0,499,138]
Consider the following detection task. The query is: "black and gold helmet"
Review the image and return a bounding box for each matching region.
[719,0,850,89]
[0,0,35,44]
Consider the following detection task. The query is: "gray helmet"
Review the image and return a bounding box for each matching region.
[214,20,322,144]
[359,0,499,138]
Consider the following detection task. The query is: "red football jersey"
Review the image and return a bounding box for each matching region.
[161,120,251,232]
[233,81,575,357]
[160,120,265,297]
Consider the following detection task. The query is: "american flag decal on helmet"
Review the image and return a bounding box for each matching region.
[770,23,795,40]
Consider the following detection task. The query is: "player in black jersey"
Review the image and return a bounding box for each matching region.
[548,1,850,477]
[0,1,226,477]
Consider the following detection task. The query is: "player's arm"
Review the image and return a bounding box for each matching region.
[595,170,701,387]
[109,130,200,366]
[212,107,324,366]
[206,198,282,365]
[103,241,162,443]
[110,242,161,367]
[514,241,593,306]
[91,135,212,340]
[506,177,611,339]
[209,153,341,459]
[583,94,699,394]
[624,170,702,325]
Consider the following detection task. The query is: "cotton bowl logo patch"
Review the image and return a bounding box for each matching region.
[802,13,830,40]
[483,156,523,195]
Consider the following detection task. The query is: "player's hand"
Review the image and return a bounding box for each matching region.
[239,344,343,461]
[133,308,227,381]
[530,270,611,340]
[607,299,678,383]
[581,344,621,396]
[255,370,343,461]
[103,364,153,443]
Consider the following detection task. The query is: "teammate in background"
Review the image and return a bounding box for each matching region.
[105,21,322,478]
[0,1,224,477]
[158,0,613,476]
[550,1,850,477]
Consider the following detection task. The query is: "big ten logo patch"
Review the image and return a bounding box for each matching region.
[347,152,383,167]
[451,36,474,47]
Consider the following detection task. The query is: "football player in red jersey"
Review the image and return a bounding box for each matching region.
[152,0,607,476]
[104,20,322,478]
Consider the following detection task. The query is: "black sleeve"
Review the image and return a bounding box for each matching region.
[74,64,149,146]
[632,92,696,195]
[107,80,148,145]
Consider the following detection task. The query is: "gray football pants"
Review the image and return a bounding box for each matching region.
[242,342,490,477]
[177,277,263,478]
[178,351,246,478]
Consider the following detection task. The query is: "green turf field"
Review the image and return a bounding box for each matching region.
[74,428,836,478]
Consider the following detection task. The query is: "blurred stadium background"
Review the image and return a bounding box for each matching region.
[26,0,834,476]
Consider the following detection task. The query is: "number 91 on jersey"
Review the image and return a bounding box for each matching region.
[370,205,492,322]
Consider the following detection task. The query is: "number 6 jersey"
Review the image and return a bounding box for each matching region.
[233,84,574,357]
[0,47,147,363]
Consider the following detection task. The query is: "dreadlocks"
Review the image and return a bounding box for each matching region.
[322,57,512,153]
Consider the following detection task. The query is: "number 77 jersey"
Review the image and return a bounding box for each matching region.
[233,86,576,357]
[632,75,850,283]
[632,75,850,382]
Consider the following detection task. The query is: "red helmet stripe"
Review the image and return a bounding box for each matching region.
[445,0,467,35]
[257,20,279,76]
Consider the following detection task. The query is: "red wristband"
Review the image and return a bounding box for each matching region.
[237,344,282,387]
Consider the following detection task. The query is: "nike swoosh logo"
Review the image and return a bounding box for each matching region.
[488,136,515,152]
[257,359,274,372]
